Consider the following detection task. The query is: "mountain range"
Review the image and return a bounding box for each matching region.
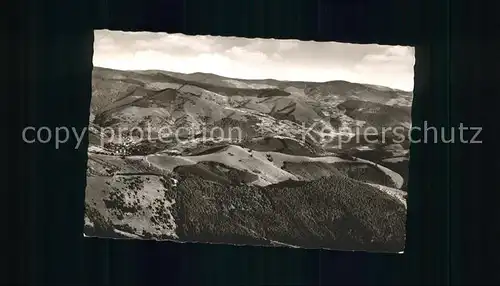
[85,66,412,252]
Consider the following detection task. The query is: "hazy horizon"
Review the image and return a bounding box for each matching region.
[94,30,415,92]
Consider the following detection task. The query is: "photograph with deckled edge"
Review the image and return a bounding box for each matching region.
[84,30,414,253]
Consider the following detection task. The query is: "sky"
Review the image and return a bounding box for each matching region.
[94,29,415,91]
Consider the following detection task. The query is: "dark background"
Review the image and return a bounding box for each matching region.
[8,0,496,284]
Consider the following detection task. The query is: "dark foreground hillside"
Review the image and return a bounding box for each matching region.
[85,167,406,252]
[174,174,406,252]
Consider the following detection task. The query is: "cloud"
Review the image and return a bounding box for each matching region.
[354,46,415,90]
[93,30,415,91]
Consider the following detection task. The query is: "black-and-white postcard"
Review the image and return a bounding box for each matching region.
[85,29,414,253]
